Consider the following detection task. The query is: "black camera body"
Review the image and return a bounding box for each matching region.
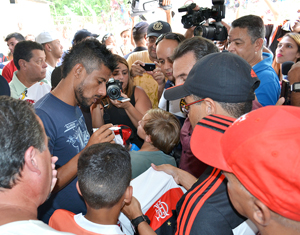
[106,78,123,100]
[179,0,227,41]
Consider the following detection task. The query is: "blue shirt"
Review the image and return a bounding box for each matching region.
[253,52,280,106]
[35,93,89,223]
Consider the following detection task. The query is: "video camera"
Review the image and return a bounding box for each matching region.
[179,0,227,41]
[129,0,172,17]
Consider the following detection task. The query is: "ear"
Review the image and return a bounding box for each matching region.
[124,185,133,204]
[252,198,272,227]
[204,98,216,115]
[73,64,84,79]
[255,38,264,52]
[145,135,152,143]
[45,43,52,52]
[24,146,41,175]
[18,59,27,70]
[76,181,82,196]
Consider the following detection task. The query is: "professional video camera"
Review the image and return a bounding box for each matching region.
[106,78,123,100]
[129,0,172,17]
[179,0,227,41]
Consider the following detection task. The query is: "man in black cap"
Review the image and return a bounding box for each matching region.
[127,20,171,108]
[72,29,99,45]
[124,22,149,60]
[122,52,260,235]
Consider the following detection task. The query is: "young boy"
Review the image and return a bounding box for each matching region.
[49,143,132,234]
[131,108,180,178]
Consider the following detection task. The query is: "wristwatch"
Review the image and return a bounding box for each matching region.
[131,214,150,230]
[291,82,300,92]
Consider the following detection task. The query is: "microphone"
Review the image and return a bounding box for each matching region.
[282,61,294,79]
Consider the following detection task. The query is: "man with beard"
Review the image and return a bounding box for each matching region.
[35,38,118,223]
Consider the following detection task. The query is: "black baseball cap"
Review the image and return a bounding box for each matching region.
[133,22,149,36]
[164,52,260,103]
[72,29,99,45]
[147,20,172,38]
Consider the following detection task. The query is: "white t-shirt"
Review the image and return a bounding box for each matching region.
[74,213,124,234]
[45,63,55,85]
[0,220,74,235]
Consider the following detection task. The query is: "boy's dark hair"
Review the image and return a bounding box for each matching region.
[62,38,118,79]
[5,32,25,42]
[78,143,131,209]
[231,15,265,44]
[13,41,44,70]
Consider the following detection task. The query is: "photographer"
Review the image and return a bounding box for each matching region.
[91,54,152,149]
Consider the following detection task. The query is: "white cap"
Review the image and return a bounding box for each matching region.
[36,31,59,44]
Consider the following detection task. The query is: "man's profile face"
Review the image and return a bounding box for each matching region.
[156,39,179,82]
[184,95,205,129]
[173,51,196,86]
[25,49,47,82]
[228,27,256,65]
[147,36,158,60]
[74,64,111,109]
[49,39,64,59]
[223,172,251,219]
[290,18,300,33]
[7,37,19,54]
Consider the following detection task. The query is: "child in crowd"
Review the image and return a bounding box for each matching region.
[49,143,132,235]
[131,108,180,178]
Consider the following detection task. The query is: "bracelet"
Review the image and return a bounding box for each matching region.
[131,214,150,230]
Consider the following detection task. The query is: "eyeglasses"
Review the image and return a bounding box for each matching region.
[180,98,205,114]
[155,33,185,45]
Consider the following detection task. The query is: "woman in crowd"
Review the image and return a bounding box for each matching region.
[120,28,134,56]
[130,108,180,179]
[101,33,120,54]
[273,32,300,80]
[91,54,152,148]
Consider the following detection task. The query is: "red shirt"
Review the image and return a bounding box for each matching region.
[2,60,17,83]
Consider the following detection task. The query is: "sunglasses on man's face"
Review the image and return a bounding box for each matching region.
[180,98,205,114]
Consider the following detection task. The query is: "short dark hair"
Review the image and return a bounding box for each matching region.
[155,32,185,46]
[133,32,147,43]
[62,38,118,78]
[191,94,252,119]
[5,32,25,42]
[0,96,45,189]
[170,36,219,62]
[13,41,44,70]
[78,143,131,209]
[231,15,265,43]
[143,109,181,154]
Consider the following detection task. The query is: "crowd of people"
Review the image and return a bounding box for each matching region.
[1,1,300,235]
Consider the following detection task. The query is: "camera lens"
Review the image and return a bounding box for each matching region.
[107,86,121,100]
[194,25,216,39]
